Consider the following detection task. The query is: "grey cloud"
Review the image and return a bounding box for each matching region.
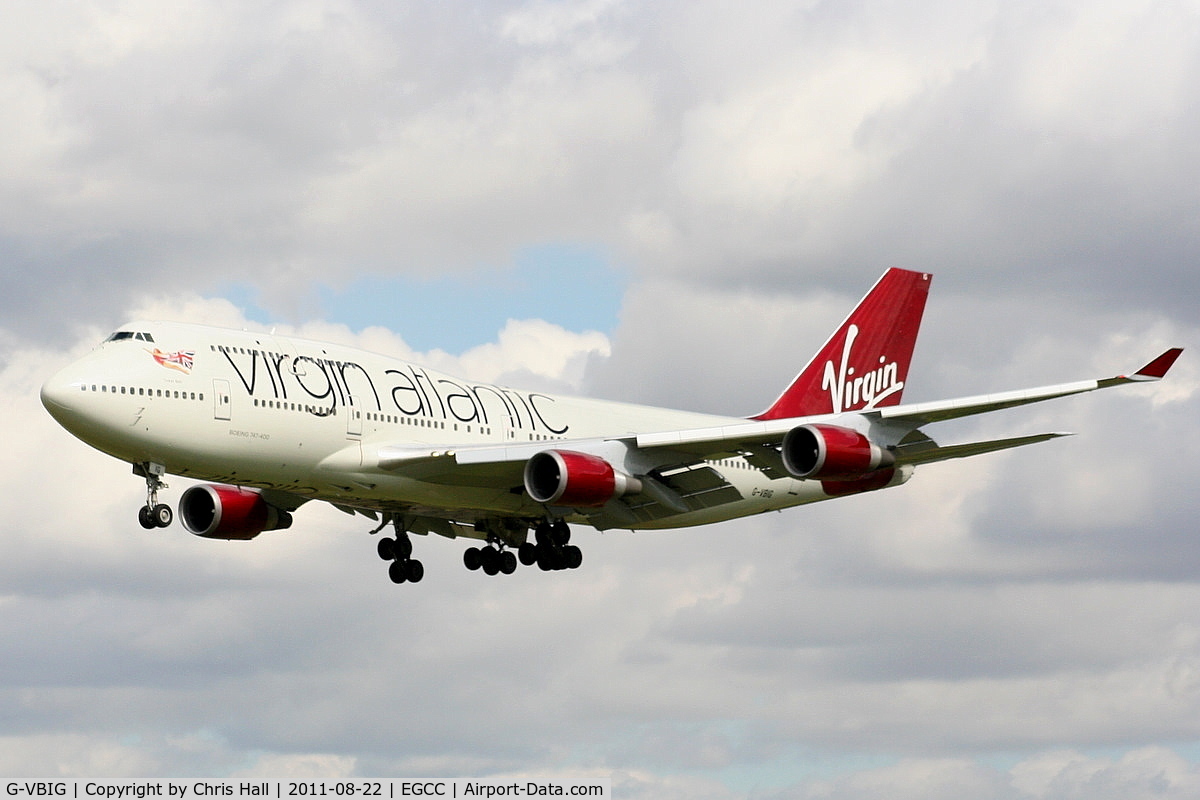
[6,0,1200,336]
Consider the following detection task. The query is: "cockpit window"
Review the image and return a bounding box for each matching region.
[105,331,155,343]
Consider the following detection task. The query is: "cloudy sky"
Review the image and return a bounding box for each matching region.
[3,0,1200,796]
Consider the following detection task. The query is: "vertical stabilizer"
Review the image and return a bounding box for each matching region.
[753,269,932,420]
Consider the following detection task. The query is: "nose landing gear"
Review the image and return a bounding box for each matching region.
[134,462,173,529]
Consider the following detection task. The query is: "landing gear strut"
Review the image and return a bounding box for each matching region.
[134,462,173,529]
[375,517,424,584]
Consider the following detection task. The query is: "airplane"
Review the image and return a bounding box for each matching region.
[40,268,1183,585]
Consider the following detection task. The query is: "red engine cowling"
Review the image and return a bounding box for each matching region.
[179,484,293,540]
[781,424,894,480]
[524,450,643,508]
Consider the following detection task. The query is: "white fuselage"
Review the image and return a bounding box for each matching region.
[41,321,870,531]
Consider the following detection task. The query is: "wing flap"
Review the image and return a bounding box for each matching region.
[616,463,743,523]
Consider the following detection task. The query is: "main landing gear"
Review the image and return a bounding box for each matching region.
[526,519,583,572]
[463,543,518,576]
[374,518,424,584]
[134,462,173,529]
[370,516,582,585]
[464,519,581,577]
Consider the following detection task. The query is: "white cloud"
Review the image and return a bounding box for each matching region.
[126,294,611,392]
[441,318,611,391]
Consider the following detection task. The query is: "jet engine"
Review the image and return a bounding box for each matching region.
[179,484,293,540]
[524,450,643,508]
[781,424,895,481]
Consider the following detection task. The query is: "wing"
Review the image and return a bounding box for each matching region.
[877,348,1183,428]
[635,348,1183,460]
[364,348,1181,476]
[339,348,1179,532]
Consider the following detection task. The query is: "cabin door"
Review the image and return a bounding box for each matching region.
[213,379,232,421]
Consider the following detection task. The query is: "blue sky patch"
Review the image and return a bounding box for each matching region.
[219,243,627,353]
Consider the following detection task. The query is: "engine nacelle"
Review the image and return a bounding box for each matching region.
[179,484,293,540]
[781,424,895,481]
[524,450,643,508]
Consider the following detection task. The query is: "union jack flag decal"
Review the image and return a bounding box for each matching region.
[148,348,195,374]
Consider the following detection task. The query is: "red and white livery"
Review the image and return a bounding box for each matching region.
[41,269,1183,584]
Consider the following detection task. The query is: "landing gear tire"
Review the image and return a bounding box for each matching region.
[153,504,173,528]
[466,545,518,576]
[464,547,482,571]
[518,542,538,566]
[406,559,424,583]
[377,537,396,561]
[138,506,157,530]
[533,540,582,571]
[481,546,501,576]
[388,557,424,584]
[377,535,414,562]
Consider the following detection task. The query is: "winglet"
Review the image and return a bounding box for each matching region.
[1131,348,1183,380]
[1098,348,1183,389]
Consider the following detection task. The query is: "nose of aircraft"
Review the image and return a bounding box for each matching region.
[40,366,82,426]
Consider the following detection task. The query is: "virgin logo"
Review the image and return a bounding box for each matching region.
[821,325,903,413]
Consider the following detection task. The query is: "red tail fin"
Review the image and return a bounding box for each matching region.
[753,269,932,420]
